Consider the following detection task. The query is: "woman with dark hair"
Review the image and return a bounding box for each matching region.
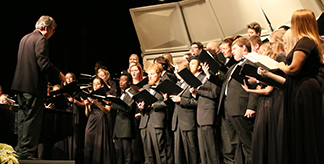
[83,77,115,164]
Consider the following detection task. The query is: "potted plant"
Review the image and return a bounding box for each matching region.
[0,143,19,164]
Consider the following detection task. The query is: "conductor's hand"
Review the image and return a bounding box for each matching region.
[58,72,65,84]
[244,109,256,118]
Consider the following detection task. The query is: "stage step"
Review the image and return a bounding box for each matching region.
[19,160,75,164]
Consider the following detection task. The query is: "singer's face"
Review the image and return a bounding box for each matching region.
[190,44,201,56]
[248,29,257,37]
[129,55,138,64]
[221,43,232,58]
[148,69,160,85]
[93,79,103,91]
[65,73,74,84]
[189,59,200,74]
[97,70,107,81]
[119,75,129,91]
[232,44,244,61]
[130,66,140,79]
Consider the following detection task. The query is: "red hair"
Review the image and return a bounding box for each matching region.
[129,64,143,83]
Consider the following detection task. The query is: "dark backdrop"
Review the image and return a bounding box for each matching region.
[0,0,180,96]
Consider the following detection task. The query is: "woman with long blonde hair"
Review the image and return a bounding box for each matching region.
[259,9,324,164]
[269,30,287,63]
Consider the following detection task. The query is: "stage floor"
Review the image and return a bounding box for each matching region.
[20,160,75,164]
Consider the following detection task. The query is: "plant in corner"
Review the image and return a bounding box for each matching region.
[0,143,19,164]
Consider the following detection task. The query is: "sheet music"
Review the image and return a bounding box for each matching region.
[243,52,279,71]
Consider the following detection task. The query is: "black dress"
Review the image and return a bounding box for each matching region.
[84,104,115,164]
[251,53,286,164]
[282,37,324,164]
[251,84,273,164]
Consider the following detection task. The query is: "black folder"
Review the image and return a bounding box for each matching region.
[198,50,222,75]
[156,80,182,95]
[49,81,80,96]
[177,68,202,88]
[132,90,158,106]
[241,64,284,89]
[78,73,96,84]
[79,87,107,101]
[136,77,148,88]
[106,95,128,108]
[46,94,69,110]
[220,56,237,72]
[131,77,148,91]
[231,65,246,85]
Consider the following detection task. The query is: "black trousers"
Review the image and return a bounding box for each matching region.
[16,92,44,159]
[197,125,220,164]
[174,126,199,164]
[115,138,133,164]
[221,112,253,164]
[140,126,167,164]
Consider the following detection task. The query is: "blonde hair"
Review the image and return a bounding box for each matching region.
[291,9,323,62]
[175,60,189,71]
[129,54,140,64]
[283,29,297,55]
[147,63,163,74]
[97,68,111,81]
[260,42,276,59]
[162,52,174,65]
[270,30,285,56]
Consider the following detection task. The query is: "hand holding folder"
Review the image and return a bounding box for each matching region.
[79,87,107,101]
[177,68,202,88]
[198,50,222,75]
[156,80,182,95]
[132,89,158,106]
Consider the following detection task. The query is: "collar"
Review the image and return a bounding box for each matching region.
[194,72,201,77]
[161,71,166,77]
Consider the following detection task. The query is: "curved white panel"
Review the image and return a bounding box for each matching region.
[179,0,225,45]
[208,0,272,37]
[130,3,191,54]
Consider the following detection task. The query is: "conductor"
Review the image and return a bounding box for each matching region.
[11,15,65,160]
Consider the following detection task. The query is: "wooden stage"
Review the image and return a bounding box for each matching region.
[19,160,75,164]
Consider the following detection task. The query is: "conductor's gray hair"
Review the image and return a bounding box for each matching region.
[35,15,56,30]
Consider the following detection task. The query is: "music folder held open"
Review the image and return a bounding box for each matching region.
[156,80,182,95]
[106,95,128,108]
[177,68,202,88]
[132,89,158,106]
[241,64,284,89]
[243,52,279,71]
[79,87,107,101]
[131,77,148,91]
[198,50,222,75]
